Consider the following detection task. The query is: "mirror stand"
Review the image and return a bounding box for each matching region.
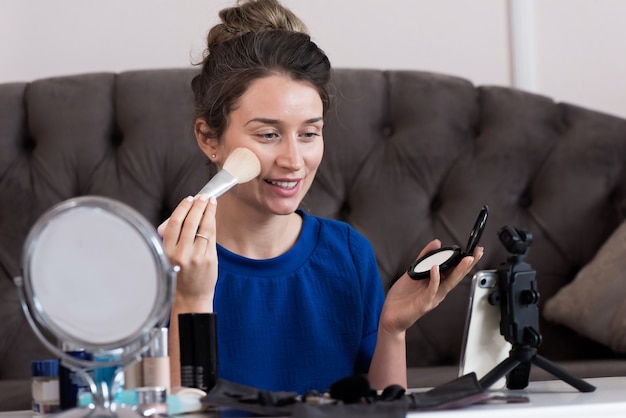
[15,196,177,417]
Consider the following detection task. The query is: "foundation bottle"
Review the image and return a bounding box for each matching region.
[142,327,170,393]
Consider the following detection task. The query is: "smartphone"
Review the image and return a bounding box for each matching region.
[459,270,511,389]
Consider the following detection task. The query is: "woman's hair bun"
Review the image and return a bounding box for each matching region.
[206,0,308,50]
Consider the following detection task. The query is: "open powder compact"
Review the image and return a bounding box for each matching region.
[408,205,488,280]
[15,196,178,417]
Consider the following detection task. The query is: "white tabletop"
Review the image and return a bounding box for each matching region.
[408,376,626,417]
[2,376,624,418]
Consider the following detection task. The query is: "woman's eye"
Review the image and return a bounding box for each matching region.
[258,133,278,141]
[301,132,320,140]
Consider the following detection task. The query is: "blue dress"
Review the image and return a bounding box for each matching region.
[213,210,385,394]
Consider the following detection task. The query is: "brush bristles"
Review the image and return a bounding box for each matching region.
[222,147,261,183]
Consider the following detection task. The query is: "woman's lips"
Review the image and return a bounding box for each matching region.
[264,179,302,197]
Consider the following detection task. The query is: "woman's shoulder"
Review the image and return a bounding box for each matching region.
[300,208,355,232]
[299,209,372,250]
[299,210,382,287]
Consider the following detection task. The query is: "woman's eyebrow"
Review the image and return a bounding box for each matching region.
[244,117,323,126]
[245,117,279,126]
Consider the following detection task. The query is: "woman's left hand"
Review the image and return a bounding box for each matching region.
[380,239,484,334]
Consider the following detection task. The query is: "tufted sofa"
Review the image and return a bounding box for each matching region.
[2,68,626,410]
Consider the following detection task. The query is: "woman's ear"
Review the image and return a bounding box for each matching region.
[195,119,219,159]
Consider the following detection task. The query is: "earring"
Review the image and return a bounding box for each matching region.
[211,154,216,158]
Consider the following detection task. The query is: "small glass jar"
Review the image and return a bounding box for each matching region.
[136,387,168,416]
[31,359,60,414]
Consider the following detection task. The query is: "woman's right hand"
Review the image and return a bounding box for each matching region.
[159,194,218,312]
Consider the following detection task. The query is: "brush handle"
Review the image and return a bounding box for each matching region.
[198,169,238,198]
[157,170,237,235]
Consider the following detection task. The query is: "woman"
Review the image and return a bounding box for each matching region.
[160,0,483,394]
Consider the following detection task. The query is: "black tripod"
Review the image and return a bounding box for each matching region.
[478,227,595,393]
[479,345,595,392]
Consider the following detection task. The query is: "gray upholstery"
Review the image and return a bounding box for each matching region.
[1,68,626,409]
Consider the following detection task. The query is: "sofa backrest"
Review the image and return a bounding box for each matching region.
[2,68,626,373]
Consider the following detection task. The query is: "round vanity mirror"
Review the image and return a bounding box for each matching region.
[15,196,177,417]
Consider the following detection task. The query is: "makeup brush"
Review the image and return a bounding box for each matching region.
[158,148,260,234]
[197,147,260,198]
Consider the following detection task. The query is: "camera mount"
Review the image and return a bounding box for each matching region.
[478,226,595,392]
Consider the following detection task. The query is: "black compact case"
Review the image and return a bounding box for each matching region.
[179,313,219,392]
[408,206,488,280]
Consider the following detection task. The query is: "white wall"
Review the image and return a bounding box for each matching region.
[533,0,626,119]
[1,0,625,119]
[288,0,510,87]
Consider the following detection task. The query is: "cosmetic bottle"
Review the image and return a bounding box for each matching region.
[31,359,60,414]
[78,388,206,415]
[137,386,168,416]
[58,343,91,410]
[143,327,170,393]
[178,313,218,392]
[123,340,144,390]
[93,348,125,396]
[123,358,144,390]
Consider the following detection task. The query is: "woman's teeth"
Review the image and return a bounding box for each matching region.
[266,180,297,189]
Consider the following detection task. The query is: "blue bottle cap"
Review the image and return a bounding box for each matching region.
[32,359,59,377]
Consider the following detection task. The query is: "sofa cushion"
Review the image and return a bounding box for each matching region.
[544,220,626,353]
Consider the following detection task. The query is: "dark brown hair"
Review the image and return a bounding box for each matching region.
[191,0,331,139]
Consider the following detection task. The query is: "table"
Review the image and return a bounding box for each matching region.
[1,377,624,417]
[407,376,626,417]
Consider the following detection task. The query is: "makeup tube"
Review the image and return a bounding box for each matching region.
[58,344,91,410]
[143,327,171,393]
[123,359,143,390]
[178,313,218,392]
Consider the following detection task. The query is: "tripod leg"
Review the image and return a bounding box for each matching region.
[506,362,531,389]
[478,356,521,390]
[532,354,596,393]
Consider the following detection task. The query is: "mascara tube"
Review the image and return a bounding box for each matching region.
[178,313,218,392]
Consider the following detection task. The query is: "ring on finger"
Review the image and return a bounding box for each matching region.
[195,233,211,242]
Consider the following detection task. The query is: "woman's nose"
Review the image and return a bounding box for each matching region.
[276,138,304,170]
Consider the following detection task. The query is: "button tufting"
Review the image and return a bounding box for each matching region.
[519,193,532,209]
[382,125,394,137]
[430,196,442,212]
[23,135,36,152]
[111,130,124,147]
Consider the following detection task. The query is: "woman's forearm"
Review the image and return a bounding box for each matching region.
[367,328,407,390]
[169,304,183,388]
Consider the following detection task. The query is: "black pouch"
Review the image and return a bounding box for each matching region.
[203,373,488,417]
[203,378,299,416]
[405,372,489,411]
[293,372,488,417]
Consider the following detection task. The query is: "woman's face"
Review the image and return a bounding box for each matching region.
[199,74,324,216]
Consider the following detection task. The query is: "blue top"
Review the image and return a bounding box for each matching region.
[213,210,384,394]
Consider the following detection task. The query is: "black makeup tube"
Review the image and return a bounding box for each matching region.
[178,313,218,392]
